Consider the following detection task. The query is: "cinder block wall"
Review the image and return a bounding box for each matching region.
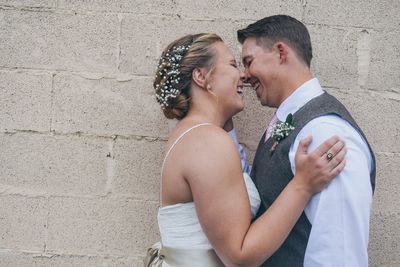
[0,1,398,266]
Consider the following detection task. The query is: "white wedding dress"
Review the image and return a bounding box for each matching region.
[157,123,261,266]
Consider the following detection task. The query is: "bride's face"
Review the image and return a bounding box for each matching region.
[208,42,246,117]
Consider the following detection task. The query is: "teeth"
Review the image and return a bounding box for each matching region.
[253,83,260,91]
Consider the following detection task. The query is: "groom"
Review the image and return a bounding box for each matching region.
[235,15,376,266]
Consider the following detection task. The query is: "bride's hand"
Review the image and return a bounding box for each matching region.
[293,135,347,195]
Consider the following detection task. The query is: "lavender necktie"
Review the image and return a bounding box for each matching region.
[265,113,278,142]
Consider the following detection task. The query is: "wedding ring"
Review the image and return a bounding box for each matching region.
[326,152,334,162]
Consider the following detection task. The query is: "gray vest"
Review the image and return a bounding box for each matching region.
[250,92,376,267]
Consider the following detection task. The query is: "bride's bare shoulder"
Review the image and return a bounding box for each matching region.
[167,123,235,156]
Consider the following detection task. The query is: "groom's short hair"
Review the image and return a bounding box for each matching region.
[237,15,313,68]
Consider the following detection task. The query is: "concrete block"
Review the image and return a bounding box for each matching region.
[367,30,400,91]
[372,153,400,213]
[177,0,280,20]
[113,138,164,200]
[280,0,305,20]
[119,15,243,75]
[46,197,159,255]
[304,0,400,31]
[0,252,100,267]
[369,212,400,267]
[0,9,118,72]
[0,0,55,8]
[52,73,169,137]
[0,71,52,132]
[326,88,400,153]
[0,132,108,196]
[309,24,358,89]
[106,256,144,267]
[0,195,47,250]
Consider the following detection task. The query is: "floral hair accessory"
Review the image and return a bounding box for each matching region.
[155,45,191,109]
[270,113,295,153]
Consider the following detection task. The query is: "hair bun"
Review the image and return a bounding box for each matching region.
[163,94,190,120]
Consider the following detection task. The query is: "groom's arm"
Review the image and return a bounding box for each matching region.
[224,118,251,174]
[289,115,373,267]
[228,129,251,174]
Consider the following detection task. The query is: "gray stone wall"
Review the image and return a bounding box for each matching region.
[0,1,398,266]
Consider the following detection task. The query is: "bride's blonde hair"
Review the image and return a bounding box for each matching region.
[154,33,222,120]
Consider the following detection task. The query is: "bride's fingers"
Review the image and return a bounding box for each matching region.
[297,135,313,156]
[327,146,347,171]
[321,139,345,160]
[328,158,346,178]
[312,135,342,157]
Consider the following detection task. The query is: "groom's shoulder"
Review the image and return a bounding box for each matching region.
[300,115,368,148]
[294,92,356,128]
[304,114,354,132]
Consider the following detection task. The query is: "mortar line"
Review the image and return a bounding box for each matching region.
[105,136,117,195]
[2,129,168,141]
[43,197,50,253]
[0,5,56,13]
[49,73,56,132]
[0,248,153,260]
[117,13,123,71]
[305,22,376,31]
[375,151,400,156]
[0,66,152,79]
[0,190,160,202]
[301,0,308,21]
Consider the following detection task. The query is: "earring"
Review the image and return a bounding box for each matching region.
[207,84,212,90]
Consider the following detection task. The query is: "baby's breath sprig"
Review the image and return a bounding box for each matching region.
[155,45,191,109]
[270,113,295,153]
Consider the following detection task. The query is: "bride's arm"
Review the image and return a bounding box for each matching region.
[184,127,345,267]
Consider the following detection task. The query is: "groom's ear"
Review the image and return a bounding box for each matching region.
[275,42,289,64]
[192,67,208,89]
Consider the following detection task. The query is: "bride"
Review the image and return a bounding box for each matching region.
[147,33,346,267]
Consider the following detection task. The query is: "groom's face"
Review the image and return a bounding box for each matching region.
[241,37,282,108]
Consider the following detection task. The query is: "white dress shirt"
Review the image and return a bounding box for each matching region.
[229,129,251,174]
[276,78,374,267]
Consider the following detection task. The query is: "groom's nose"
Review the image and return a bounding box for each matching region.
[239,70,247,80]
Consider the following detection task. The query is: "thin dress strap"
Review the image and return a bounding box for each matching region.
[160,123,213,205]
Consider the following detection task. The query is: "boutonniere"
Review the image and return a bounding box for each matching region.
[270,113,295,153]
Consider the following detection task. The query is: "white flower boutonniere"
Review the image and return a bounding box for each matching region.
[270,113,295,153]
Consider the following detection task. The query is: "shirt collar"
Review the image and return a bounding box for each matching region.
[276,78,324,121]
